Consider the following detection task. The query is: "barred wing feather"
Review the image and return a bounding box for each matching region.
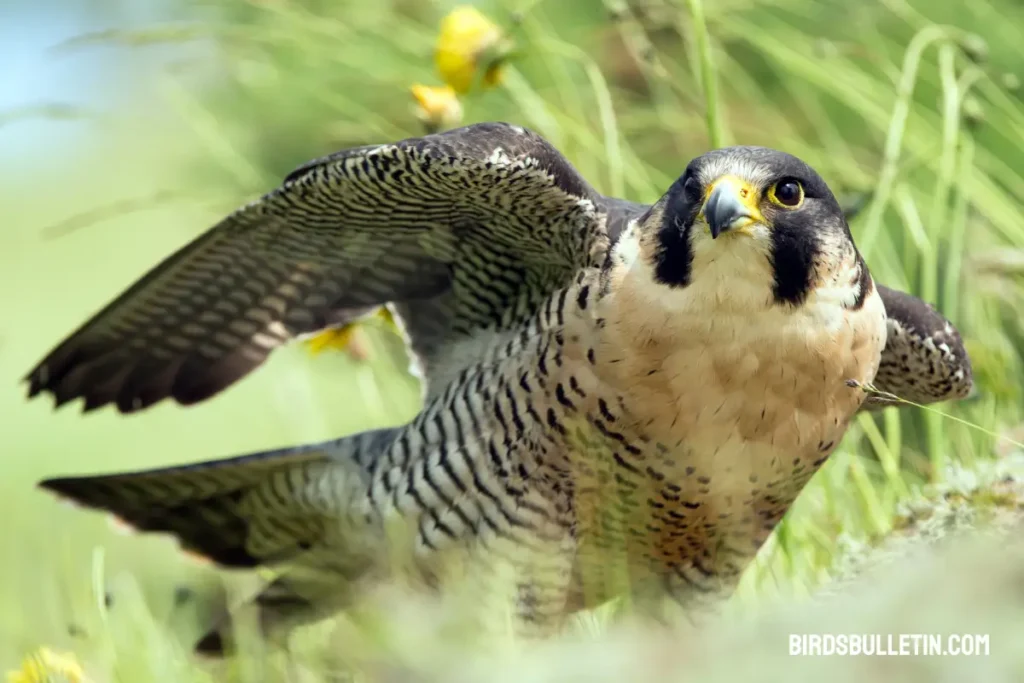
[25,123,622,413]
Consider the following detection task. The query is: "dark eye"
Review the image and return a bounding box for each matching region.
[770,179,804,208]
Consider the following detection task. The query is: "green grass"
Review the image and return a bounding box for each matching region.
[3,0,1024,678]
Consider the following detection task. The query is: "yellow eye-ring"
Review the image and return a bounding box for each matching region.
[767,178,804,209]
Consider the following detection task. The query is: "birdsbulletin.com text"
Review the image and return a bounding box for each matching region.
[789,633,989,656]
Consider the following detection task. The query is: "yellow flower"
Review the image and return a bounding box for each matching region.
[434,6,513,94]
[376,306,397,330]
[305,324,360,356]
[410,84,463,133]
[303,308,400,361]
[6,648,88,683]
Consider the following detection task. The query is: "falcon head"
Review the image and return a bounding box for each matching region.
[613,146,867,314]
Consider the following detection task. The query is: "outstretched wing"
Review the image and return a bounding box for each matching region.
[25,122,622,413]
[862,284,973,410]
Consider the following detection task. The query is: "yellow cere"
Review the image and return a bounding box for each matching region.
[434,6,511,94]
[5,648,89,683]
[702,175,766,229]
[703,175,759,206]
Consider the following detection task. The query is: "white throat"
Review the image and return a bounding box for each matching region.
[604,218,868,348]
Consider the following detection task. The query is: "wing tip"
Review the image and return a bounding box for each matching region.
[39,477,129,526]
[24,320,270,417]
[41,477,136,532]
[24,381,114,415]
[22,367,222,416]
[22,356,100,412]
[38,476,71,495]
[39,476,260,569]
[23,364,49,399]
[38,476,93,505]
[40,478,157,539]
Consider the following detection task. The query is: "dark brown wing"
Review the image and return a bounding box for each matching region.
[25,122,613,413]
[861,284,974,410]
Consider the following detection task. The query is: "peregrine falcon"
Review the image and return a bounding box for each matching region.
[25,123,972,654]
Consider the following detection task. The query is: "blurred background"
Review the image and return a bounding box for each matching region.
[3,0,1024,678]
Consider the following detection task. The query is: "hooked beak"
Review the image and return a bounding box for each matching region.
[703,176,763,239]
